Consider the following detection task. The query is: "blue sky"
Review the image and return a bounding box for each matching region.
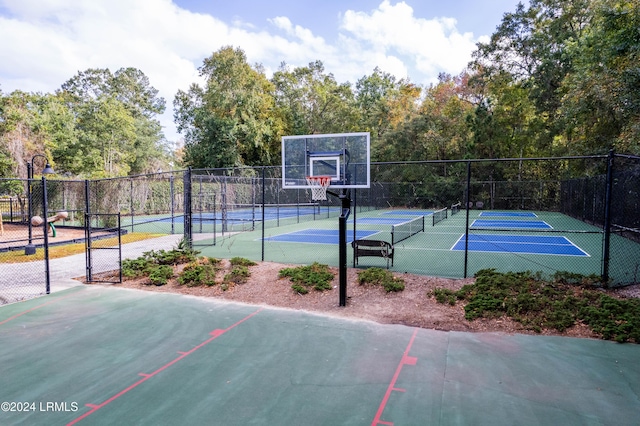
[0,0,526,142]
[183,0,523,43]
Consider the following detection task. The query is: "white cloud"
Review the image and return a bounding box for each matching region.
[339,0,479,83]
[0,0,485,141]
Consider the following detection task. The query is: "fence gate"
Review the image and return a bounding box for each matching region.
[191,173,218,248]
[85,213,122,283]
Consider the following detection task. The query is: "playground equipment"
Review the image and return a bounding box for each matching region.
[31,211,68,238]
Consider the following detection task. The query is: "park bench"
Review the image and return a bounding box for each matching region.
[351,239,394,269]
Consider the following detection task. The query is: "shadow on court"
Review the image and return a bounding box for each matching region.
[1,286,638,425]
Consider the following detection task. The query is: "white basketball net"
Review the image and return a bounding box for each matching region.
[306,176,331,201]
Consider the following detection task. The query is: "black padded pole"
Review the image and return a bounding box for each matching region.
[339,190,351,307]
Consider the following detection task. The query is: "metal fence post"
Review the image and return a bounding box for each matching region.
[183,168,192,249]
[42,177,51,294]
[463,160,471,279]
[602,150,615,285]
[261,167,266,262]
[84,180,92,282]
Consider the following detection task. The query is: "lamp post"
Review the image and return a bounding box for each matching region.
[25,154,55,255]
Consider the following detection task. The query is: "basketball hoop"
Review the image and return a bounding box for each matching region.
[306,176,332,200]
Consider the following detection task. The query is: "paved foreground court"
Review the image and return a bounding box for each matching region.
[1,286,638,425]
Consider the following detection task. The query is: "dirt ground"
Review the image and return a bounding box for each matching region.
[85,259,640,340]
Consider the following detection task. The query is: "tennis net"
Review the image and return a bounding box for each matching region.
[450,202,461,215]
[432,207,448,225]
[391,215,425,245]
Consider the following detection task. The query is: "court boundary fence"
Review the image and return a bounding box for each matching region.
[1,151,639,304]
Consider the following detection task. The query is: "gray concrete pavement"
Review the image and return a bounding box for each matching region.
[0,234,187,303]
[49,234,186,291]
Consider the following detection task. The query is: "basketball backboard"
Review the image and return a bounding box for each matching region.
[281,132,370,189]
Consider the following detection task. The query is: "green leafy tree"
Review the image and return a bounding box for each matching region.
[355,67,421,157]
[419,73,475,161]
[470,0,592,154]
[174,46,282,168]
[561,0,640,154]
[57,67,167,176]
[375,73,470,163]
[0,90,75,179]
[272,60,359,136]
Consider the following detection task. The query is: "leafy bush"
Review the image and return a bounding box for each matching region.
[578,294,640,343]
[432,288,457,305]
[358,267,405,292]
[291,284,308,294]
[148,265,173,286]
[224,265,251,285]
[553,271,604,287]
[230,257,257,267]
[178,258,220,287]
[432,269,640,342]
[140,238,200,266]
[122,239,201,283]
[123,258,152,278]
[279,263,334,292]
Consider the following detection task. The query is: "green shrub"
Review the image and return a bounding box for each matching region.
[578,294,640,343]
[140,239,200,266]
[142,248,197,266]
[433,288,457,305]
[279,263,334,292]
[230,257,257,267]
[224,265,251,285]
[291,284,309,294]
[123,258,152,278]
[123,240,200,280]
[553,271,604,287]
[431,269,640,342]
[358,267,405,292]
[148,265,173,286]
[178,258,219,287]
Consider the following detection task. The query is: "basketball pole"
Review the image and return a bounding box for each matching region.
[326,187,351,307]
[338,189,351,307]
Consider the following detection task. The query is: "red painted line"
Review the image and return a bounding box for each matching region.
[371,328,419,426]
[403,355,417,365]
[67,308,262,425]
[0,294,74,326]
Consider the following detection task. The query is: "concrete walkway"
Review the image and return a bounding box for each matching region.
[49,234,186,291]
[0,234,186,303]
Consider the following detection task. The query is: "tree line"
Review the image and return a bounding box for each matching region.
[1,0,638,183]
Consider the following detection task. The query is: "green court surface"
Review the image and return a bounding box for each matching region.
[187,208,639,282]
[1,286,638,425]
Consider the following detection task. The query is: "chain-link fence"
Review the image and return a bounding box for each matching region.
[0,178,50,304]
[85,213,122,283]
[2,153,638,303]
[179,153,638,287]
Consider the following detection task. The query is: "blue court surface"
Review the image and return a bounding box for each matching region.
[262,228,379,244]
[471,219,552,229]
[451,234,589,256]
[381,210,433,216]
[479,211,538,218]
